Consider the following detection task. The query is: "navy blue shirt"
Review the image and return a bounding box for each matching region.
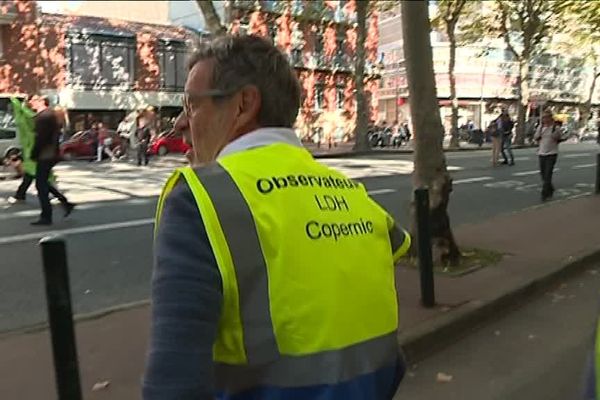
[143,181,223,399]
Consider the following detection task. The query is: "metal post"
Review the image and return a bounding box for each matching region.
[415,188,435,308]
[40,236,82,400]
[596,153,600,195]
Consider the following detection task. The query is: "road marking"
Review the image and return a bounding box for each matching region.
[564,154,591,159]
[0,197,156,221]
[573,163,596,169]
[513,170,539,176]
[367,188,396,195]
[514,157,531,161]
[453,177,493,184]
[0,218,154,246]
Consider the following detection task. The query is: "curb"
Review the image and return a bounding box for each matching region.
[398,248,600,363]
[312,144,529,159]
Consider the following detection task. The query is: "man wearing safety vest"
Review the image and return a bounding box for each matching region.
[143,35,411,400]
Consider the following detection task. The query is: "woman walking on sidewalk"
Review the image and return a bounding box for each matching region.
[534,110,562,202]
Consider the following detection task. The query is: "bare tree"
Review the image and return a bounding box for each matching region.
[401,0,460,266]
[433,0,468,148]
[352,0,370,151]
[196,0,226,35]
[496,0,555,145]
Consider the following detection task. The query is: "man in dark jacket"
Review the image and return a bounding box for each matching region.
[497,111,515,166]
[30,99,74,225]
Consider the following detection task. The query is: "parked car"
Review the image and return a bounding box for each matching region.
[0,128,20,161]
[147,130,191,156]
[60,129,122,160]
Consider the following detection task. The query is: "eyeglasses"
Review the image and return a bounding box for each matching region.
[183,88,239,117]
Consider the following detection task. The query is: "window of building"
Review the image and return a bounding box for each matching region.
[67,32,135,89]
[315,82,325,110]
[158,40,188,91]
[0,27,4,59]
[336,83,345,109]
[334,27,345,66]
[315,27,324,55]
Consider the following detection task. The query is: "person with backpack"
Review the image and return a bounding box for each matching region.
[534,110,562,202]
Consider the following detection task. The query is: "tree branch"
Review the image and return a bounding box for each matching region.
[196,0,226,35]
[498,1,520,59]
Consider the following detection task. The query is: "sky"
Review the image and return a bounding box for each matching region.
[37,1,85,14]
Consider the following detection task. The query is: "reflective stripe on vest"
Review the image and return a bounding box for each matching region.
[155,143,402,392]
[215,331,398,392]
[595,316,600,398]
[181,165,279,365]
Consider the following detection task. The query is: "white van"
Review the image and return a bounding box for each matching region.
[0,127,20,161]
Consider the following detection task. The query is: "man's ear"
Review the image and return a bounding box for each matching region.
[238,85,261,121]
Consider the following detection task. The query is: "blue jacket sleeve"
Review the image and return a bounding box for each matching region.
[143,180,223,400]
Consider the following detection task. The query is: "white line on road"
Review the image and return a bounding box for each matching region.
[0,218,154,246]
[514,157,531,161]
[0,198,156,221]
[367,188,396,195]
[564,154,591,159]
[453,177,493,184]
[573,163,596,169]
[512,170,539,176]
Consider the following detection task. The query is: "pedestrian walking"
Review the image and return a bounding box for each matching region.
[30,99,74,225]
[534,110,562,202]
[498,110,515,165]
[8,96,42,202]
[144,35,411,400]
[136,113,151,166]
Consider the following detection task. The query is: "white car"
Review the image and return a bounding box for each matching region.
[0,128,20,161]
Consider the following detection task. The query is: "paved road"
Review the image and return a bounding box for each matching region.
[394,264,600,400]
[0,142,597,332]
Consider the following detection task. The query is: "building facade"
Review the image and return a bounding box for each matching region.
[0,0,197,131]
[225,0,380,143]
[378,5,597,133]
[0,0,380,144]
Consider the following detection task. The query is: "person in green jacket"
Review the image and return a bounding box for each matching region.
[8,96,59,204]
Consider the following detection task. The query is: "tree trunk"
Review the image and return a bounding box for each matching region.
[353,0,370,151]
[448,28,460,148]
[196,0,226,35]
[579,69,599,134]
[401,1,460,266]
[515,59,529,145]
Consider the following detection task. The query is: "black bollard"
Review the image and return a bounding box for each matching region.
[596,153,600,195]
[40,236,82,400]
[415,188,435,308]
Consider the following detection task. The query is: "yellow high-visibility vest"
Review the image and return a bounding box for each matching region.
[156,142,410,393]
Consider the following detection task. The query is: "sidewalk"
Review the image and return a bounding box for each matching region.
[0,196,599,398]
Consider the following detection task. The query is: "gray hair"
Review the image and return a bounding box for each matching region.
[188,35,301,128]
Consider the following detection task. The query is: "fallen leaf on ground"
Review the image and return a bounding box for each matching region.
[92,381,110,391]
[437,372,453,383]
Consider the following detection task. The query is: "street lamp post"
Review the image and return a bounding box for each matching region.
[479,45,491,129]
